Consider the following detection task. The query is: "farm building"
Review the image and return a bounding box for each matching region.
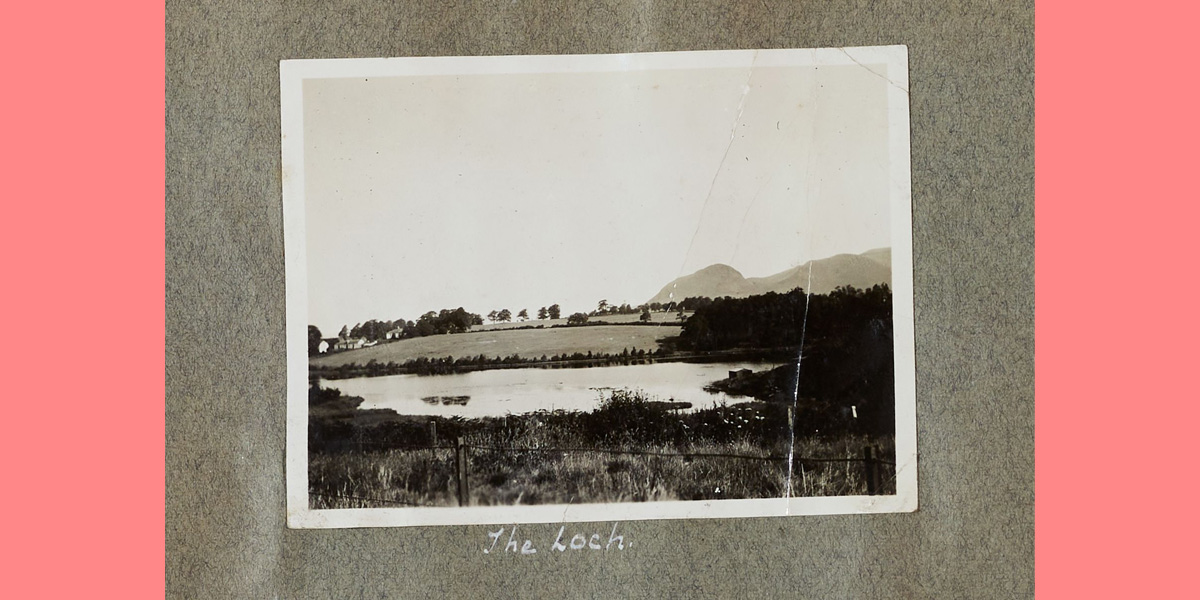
[335,337,367,351]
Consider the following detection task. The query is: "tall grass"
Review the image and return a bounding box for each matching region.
[309,388,895,509]
[310,448,458,508]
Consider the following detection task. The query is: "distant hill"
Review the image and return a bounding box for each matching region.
[644,264,756,305]
[647,248,891,304]
[745,250,892,296]
[860,247,891,267]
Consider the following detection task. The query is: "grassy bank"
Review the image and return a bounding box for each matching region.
[310,346,796,379]
[309,387,895,508]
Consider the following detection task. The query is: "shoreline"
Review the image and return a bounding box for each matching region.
[309,347,800,380]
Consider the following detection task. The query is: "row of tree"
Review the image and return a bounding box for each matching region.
[308,296,690,355]
[308,307,490,354]
[487,309,515,323]
[589,299,683,318]
[487,304,571,322]
[590,299,638,317]
[485,299,690,326]
[487,309,590,326]
[677,285,891,351]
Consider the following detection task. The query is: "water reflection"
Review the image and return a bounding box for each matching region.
[322,361,778,418]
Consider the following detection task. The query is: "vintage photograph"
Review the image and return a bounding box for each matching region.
[282,47,916,528]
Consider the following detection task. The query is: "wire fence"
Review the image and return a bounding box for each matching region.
[335,439,895,465]
[464,443,895,466]
[311,437,897,509]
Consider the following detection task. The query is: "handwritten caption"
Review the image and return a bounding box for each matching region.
[483,522,630,555]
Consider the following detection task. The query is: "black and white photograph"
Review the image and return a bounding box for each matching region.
[281,47,916,528]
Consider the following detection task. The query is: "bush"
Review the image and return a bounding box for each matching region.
[581,390,685,445]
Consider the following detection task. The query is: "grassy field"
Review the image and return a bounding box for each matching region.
[309,324,682,368]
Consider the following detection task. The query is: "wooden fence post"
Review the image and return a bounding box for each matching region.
[798,462,808,497]
[429,421,437,446]
[455,437,470,506]
[863,446,879,495]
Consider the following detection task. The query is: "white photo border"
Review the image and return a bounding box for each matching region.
[282,46,916,529]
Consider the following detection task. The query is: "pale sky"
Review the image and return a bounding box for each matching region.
[303,62,891,334]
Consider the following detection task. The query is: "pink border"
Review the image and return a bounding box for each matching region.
[1037,1,1199,597]
[2,1,164,597]
[8,1,1196,596]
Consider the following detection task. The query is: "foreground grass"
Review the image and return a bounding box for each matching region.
[309,387,895,508]
[309,324,682,369]
[310,435,894,509]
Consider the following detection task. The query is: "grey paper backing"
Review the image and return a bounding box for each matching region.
[166,1,1033,597]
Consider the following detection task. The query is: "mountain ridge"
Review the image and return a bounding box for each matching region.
[647,248,892,305]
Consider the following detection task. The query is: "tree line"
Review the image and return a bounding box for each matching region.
[310,296,687,351]
[307,294,704,356]
[677,285,891,351]
[308,307,485,355]
[309,303,575,355]
[679,285,895,436]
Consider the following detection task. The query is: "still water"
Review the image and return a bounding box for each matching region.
[322,361,778,418]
